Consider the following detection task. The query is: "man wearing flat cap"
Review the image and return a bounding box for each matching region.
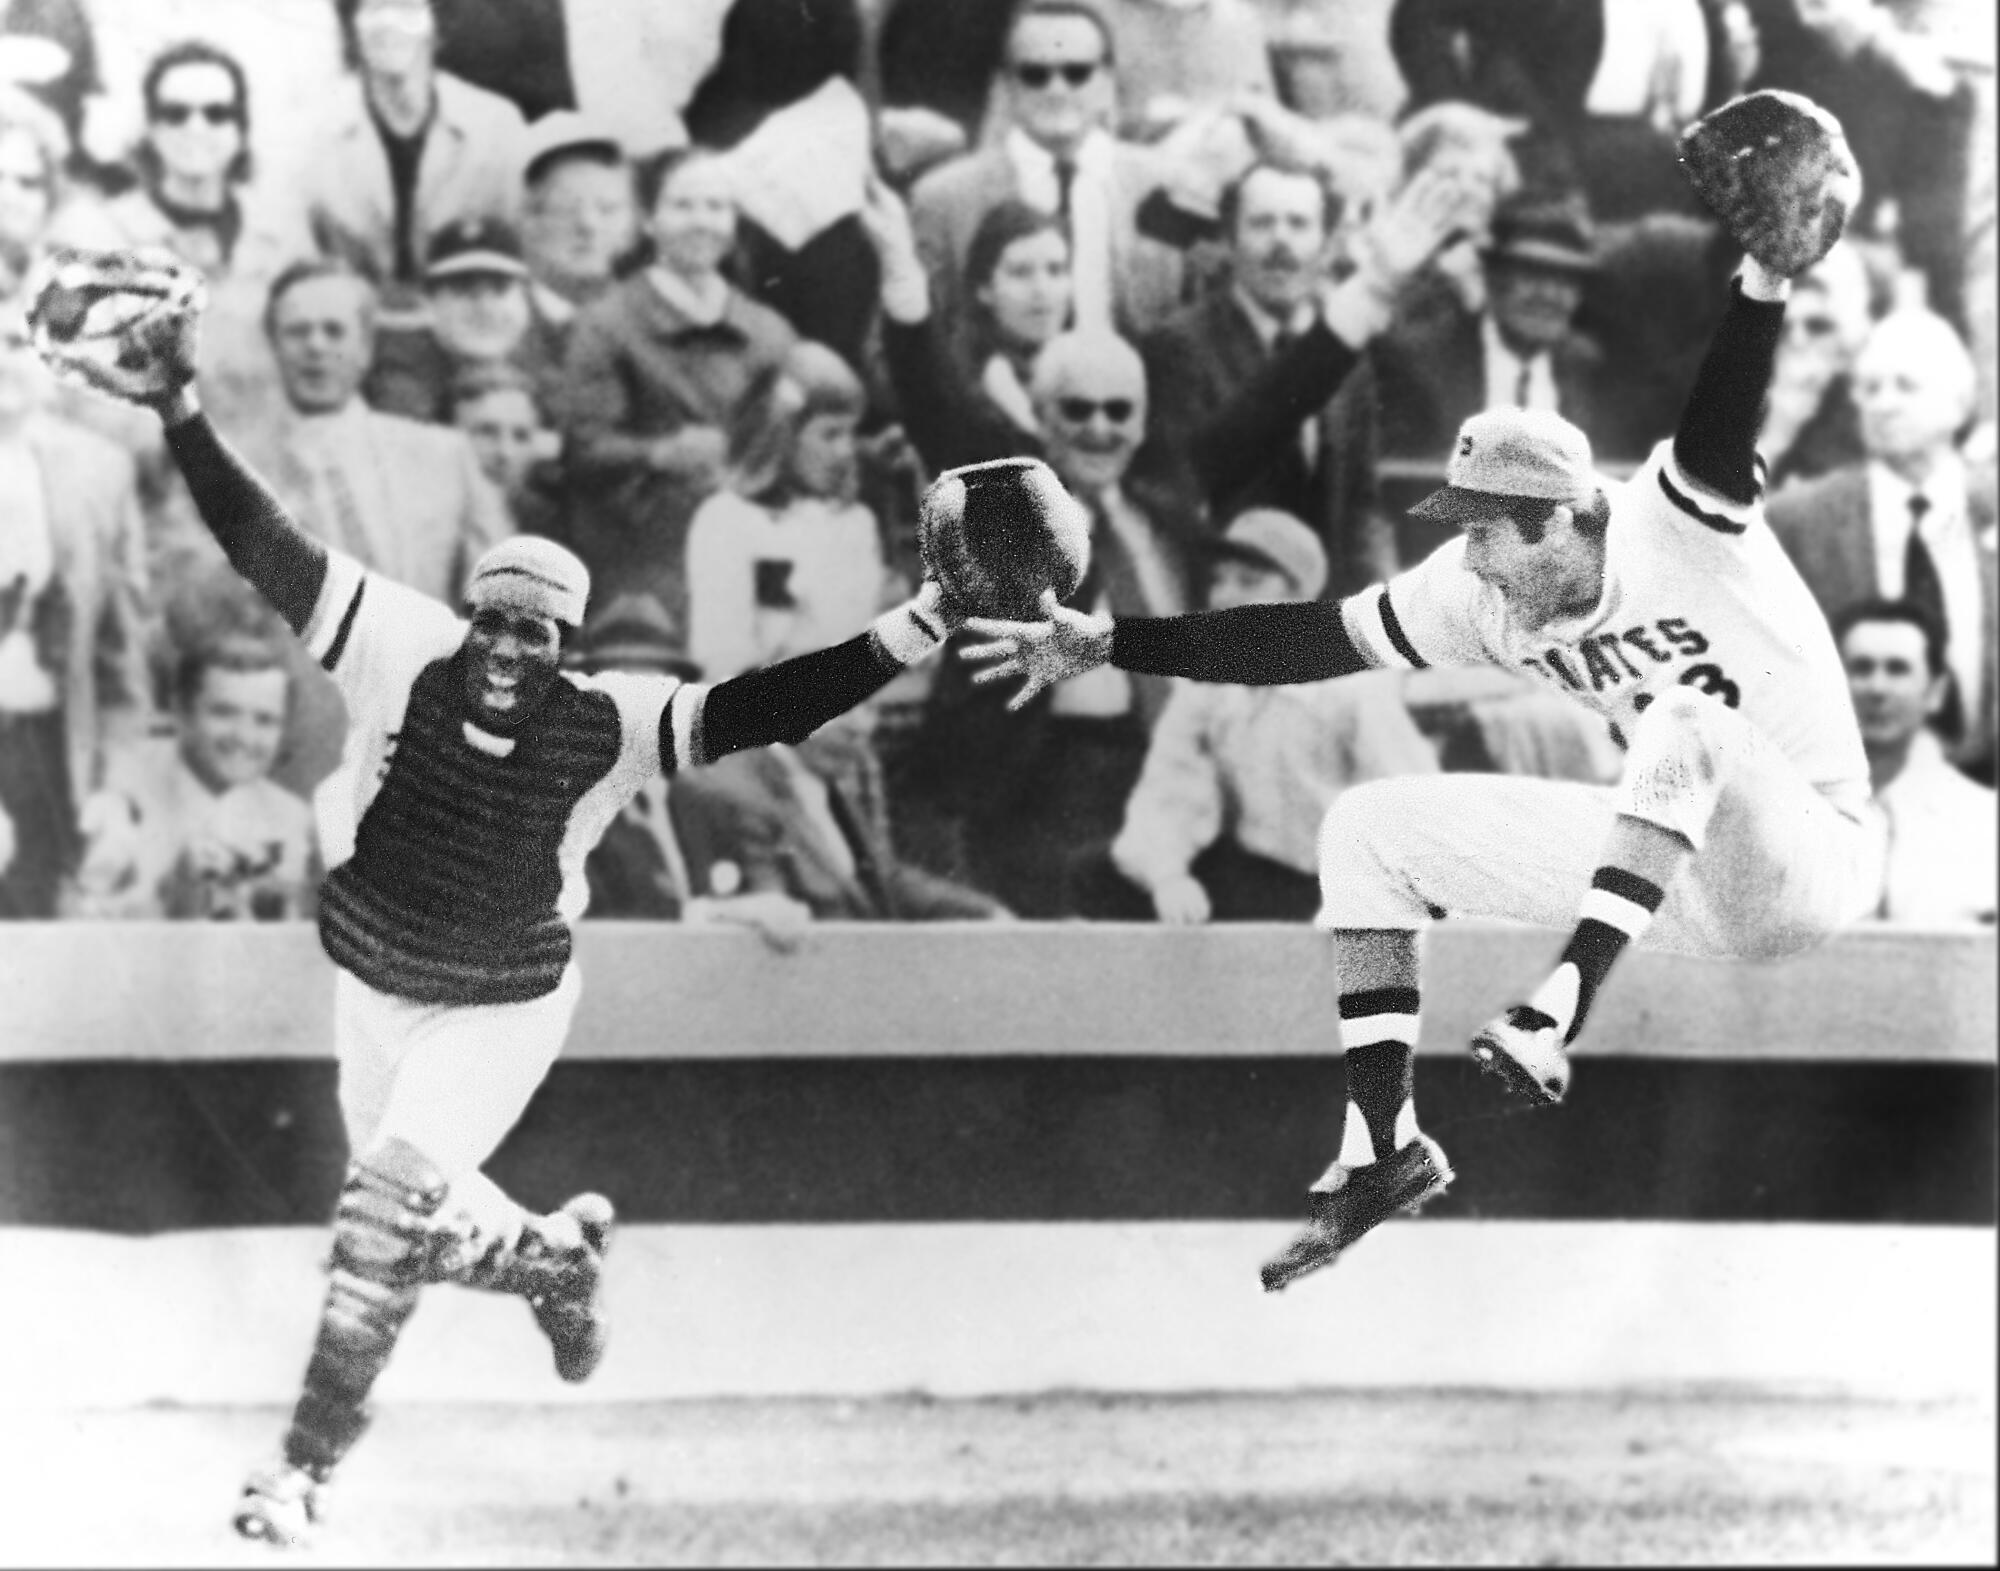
[1375,190,1633,464]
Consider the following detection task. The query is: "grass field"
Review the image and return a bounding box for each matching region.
[6,1388,1991,1567]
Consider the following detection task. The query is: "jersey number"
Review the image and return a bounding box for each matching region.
[1678,663,1741,708]
[1630,664,1743,713]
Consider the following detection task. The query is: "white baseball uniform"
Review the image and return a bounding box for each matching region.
[1317,441,1886,959]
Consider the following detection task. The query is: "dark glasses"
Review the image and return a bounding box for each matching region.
[155,101,239,126]
[1056,397,1135,424]
[1012,61,1099,89]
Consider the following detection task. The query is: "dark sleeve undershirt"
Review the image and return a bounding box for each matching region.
[1671,278,1786,507]
[1190,317,1364,506]
[669,631,912,768]
[1109,600,1373,686]
[163,412,330,635]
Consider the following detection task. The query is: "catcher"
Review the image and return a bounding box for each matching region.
[28,247,967,1546]
[961,93,1883,1290]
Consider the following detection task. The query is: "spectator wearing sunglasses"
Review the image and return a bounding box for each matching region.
[920,327,1204,917]
[909,0,1186,347]
[51,41,310,438]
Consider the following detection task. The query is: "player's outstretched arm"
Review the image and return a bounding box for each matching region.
[1670,255,1790,509]
[159,395,330,637]
[26,248,329,634]
[678,583,959,767]
[961,591,1373,710]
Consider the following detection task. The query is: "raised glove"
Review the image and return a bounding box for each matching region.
[25,245,206,406]
[1678,89,1862,278]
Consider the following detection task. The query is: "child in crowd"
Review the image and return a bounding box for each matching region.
[685,340,893,680]
[73,629,316,919]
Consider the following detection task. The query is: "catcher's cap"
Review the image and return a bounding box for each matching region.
[425,217,528,284]
[1208,508,1327,600]
[572,591,701,680]
[521,110,628,187]
[465,536,591,629]
[1481,192,1598,274]
[1410,407,1599,525]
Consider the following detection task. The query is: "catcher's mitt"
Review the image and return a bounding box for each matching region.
[917,456,1091,622]
[1679,90,1861,278]
[24,246,206,405]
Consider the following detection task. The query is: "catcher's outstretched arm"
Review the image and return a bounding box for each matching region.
[1111,600,1372,686]
[669,591,953,769]
[162,405,330,636]
[1671,265,1788,508]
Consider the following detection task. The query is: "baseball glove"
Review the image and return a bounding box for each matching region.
[1678,90,1861,278]
[24,245,206,405]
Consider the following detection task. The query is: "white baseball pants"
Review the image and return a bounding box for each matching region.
[1317,687,1886,961]
[333,964,583,1238]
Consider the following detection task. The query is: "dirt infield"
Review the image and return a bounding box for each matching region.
[6,1387,1991,1567]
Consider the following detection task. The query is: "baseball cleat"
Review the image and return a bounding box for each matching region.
[1469,1005,1572,1105]
[232,1461,321,1547]
[527,1193,615,1384]
[1259,1134,1454,1293]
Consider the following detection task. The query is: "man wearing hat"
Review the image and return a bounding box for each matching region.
[966,244,1883,1291]
[1375,189,1630,464]
[517,111,639,368]
[366,214,561,425]
[33,263,973,1548]
[1084,508,1441,922]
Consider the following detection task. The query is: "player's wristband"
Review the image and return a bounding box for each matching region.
[870,598,950,668]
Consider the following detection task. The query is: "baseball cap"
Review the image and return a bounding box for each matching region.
[521,110,626,187]
[574,591,701,680]
[465,536,591,629]
[424,217,529,284]
[1409,407,1599,525]
[1208,508,1328,600]
[1481,191,1598,274]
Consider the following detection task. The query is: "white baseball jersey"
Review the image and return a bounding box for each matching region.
[303,550,704,1004]
[1342,442,1871,817]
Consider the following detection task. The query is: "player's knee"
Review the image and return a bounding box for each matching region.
[1317,779,1404,880]
[331,1136,450,1289]
[1633,687,1733,785]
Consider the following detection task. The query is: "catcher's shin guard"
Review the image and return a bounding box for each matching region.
[279,1138,449,1481]
[449,1193,615,1383]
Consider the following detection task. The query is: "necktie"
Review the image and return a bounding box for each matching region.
[1514,360,1533,408]
[1053,156,1077,220]
[1902,493,1946,633]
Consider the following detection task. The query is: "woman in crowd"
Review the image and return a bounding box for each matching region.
[559,147,795,622]
[874,194,1076,475]
[50,41,307,434]
[685,340,889,681]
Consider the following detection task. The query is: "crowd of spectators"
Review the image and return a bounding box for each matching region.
[0,0,1990,930]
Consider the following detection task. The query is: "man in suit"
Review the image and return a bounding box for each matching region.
[670,693,1011,922]
[1768,308,1997,782]
[918,328,1204,916]
[1374,189,1629,464]
[0,307,153,916]
[1137,159,1389,599]
[908,0,1186,342]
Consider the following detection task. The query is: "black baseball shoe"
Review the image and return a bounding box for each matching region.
[1469,1005,1572,1105]
[1259,1134,1454,1293]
